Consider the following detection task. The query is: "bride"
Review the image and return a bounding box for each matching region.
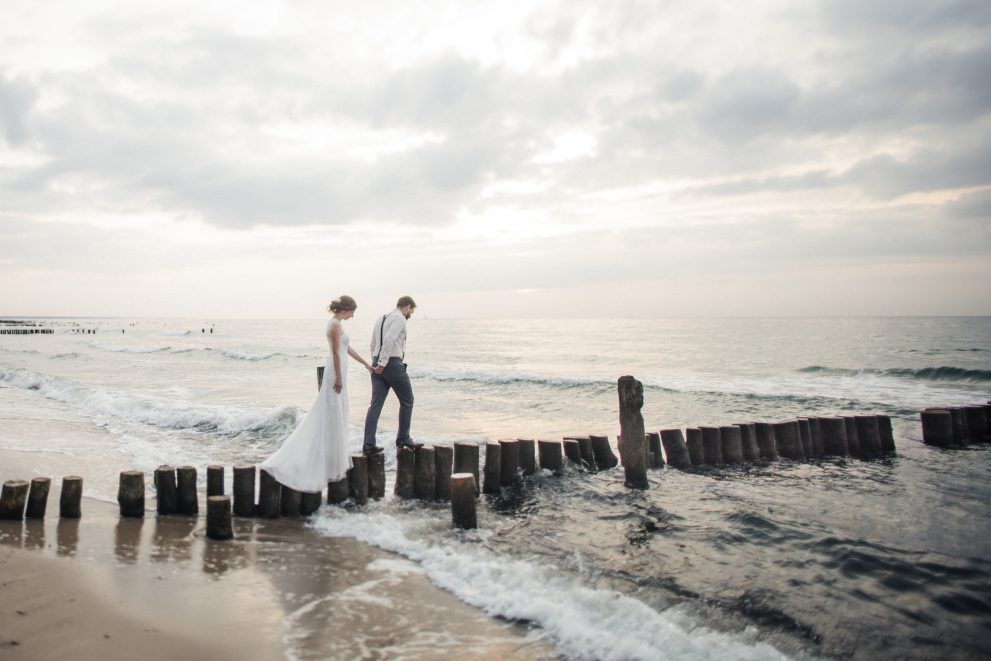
[260,295,374,493]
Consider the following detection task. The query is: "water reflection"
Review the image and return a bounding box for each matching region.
[151,516,196,564]
[56,518,78,556]
[22,519,45,550]
[114,517,143,564]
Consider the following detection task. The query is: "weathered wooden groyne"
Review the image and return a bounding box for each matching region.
[3,376,986,546]
[920,402,991,447]
[0,328,55,334]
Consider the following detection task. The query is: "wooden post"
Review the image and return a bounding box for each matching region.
[964,406,988,441]
[617,375,648,489]
[517,439,537,475]
[921,410,953,447]
[451,474,477,530]
[26,477,51,519]
[538,440,563,472]
[368,451,386,500]
[843,417,861,456]
[413,447,436,500]
[300,491,323,514]
[737,424,760,462]
[772,421,804,460]
[796,419,814,458]
[660,429,690,468]
[155,465,178,515]
[686,428,704,466]
[946,407,968,443]
[809,418,825,458]
[435,445,454,501]
[206,496,233,540]
[117,471,145,517]
[589,435,619,469]
[754,422,777,459]
[855,416,882,456]
[574,437,597,471]
[258,469,281,518]
[877,415,896,453]
[349,455,369,505]
[207,465,224,497]
[483,442,501,494]
[176,466,198,516]
[562,439,582,465]
[700,426,723,465]
[0,480,29,520]
[454,442,480,494]
[232,465,256,517]
[317,365,324,390]
[645,433,663,468]
[60,476,83,518]
[328,478,351,504]
[394,447,415,499]
[719,425,744,464]
[281,485,303,516]
[819,417,849,456]
[499,440,520,486]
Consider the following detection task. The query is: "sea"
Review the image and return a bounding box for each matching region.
[1,316,989,660]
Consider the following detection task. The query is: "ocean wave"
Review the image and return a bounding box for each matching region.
[88,341,193,355]
[158,330,193,337]
[799,365,991,383]
[411,366,612,390]
[0,365,300,439]
[219,349,285,362]
[311,510,795,661]
[51,352,87,360]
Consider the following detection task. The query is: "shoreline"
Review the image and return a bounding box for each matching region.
[0,448,553,660]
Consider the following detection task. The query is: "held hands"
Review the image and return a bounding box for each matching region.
[373,365,385,375]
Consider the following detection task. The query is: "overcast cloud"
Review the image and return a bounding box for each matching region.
[1,0,989,317]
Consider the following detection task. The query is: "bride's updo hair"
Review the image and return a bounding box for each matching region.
[328,295,357,313]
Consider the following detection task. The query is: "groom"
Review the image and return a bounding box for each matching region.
[363,296,423,454]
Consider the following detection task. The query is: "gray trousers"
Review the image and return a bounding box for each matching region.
[363,358,414,446]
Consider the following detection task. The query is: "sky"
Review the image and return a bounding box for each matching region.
[1,0,989,318]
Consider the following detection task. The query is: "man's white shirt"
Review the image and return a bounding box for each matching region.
[370,309,407,366]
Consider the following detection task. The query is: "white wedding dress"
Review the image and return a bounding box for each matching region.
[260,320,353,492]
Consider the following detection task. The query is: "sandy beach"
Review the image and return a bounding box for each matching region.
[0,448,552,660]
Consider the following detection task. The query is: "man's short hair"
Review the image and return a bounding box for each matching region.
[397,296,417,309]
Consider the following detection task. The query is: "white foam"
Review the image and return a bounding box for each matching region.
[221,349,281,362]
[0,365,300,438]
[88,340,193,355]
[310,509,800,661]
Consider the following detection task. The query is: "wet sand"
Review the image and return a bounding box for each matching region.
[0,448,552,660]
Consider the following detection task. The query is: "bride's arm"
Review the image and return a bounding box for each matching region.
[347,345,373,372]
[330,323,344,393]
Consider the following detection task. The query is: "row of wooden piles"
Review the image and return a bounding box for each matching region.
[0,476,82,520]
[645,414,898,469]
[920,402,990,447]
[0,328,54,334]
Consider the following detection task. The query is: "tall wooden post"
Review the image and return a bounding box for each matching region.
[451,474,477,529]
[499,440,520,486]
[60,476,83,518]
[435,445,454,501]
[0,480,29,520]
[176,466,198,516]
[349,455,369,505]
[454,442,480,495]
[517,439,538,475]
[232,465,256,517]
[617,376,648,489]
[155,466,178,515]
[660,429,691,468]
[206,496,234,540]
[258,469,281,518]
[26,477,51,519]
[368,451,386,499]
[118,471,145,517]
[394,447,415,499]
[483,442,501,495]
[207,465,224,497]
[538,440,564,472]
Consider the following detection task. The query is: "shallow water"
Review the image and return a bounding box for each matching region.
[1,316,989,659]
